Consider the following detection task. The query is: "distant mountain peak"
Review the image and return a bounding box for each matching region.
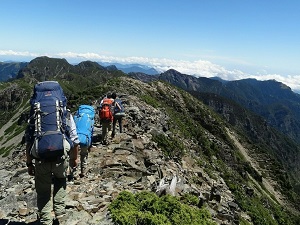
[97,61,159,75]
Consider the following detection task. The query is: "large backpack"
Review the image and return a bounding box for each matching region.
[27,81,71,160]
[99,98,113,122]
[73,105,95,147]
[114,99,125,116]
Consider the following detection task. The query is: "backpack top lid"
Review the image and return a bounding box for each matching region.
[31,81,67,105]
[102,98,113,106]
[76,105,95,118]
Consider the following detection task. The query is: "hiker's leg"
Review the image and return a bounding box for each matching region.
[101,121,108,143]
[80,146,89,176]
[112,117,117,138]
[35,162,53,225]
[52,160,67,218]
[107,121,113,138]
[118,116,123,133]
[103,121,111,143]
[108,121,112,133]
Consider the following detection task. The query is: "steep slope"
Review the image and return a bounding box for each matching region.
[193,92,300,190]
[1,77,300,224]
[0,61,28,81]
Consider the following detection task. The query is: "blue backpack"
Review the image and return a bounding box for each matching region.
[73,105,95,147]
[114,99,125,116]
[28,81,71,160]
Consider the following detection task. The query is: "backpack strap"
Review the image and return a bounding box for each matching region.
[34,102,41,136]
[55,100,61,131]
[115,101,121,111]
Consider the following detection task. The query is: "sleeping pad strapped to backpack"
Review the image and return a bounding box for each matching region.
[73,105,95,147]
[28,81,71,160]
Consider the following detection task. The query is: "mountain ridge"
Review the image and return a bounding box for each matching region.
[129,69,300,144]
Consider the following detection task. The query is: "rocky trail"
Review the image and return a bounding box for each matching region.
[0,93,264,225]
[0,84,290,225]
[0,128,241,224]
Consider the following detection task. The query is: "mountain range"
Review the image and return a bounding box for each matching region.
[130,69,300,145]
[0,60,159,81]
[98,62,159,75]
[0,61,28,81]
[1,56,300,224]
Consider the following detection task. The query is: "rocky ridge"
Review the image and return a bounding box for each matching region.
[1,77,298,224]
[0,80,249,225]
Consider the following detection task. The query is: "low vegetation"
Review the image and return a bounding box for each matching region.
[109,191,216,225]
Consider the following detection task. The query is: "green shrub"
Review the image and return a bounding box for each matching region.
[152,133,185,160]
[141,95,160,108]
[180,193,200,206]
[109,191,216,225]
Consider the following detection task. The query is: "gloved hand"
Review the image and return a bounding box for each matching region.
[27,164,35,176]
[70,158,79,169]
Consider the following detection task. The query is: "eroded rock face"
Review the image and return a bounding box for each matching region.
[0,92,246,225]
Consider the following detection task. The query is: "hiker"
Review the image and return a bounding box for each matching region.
[25,81,77,225]
[66,109,80,180]
[99,93,114,145]
[73,104,95,177]
[111,92,125,138]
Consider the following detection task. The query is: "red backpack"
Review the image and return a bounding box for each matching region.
[99,98,113,122]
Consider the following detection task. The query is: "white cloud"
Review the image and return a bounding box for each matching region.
[1,49,300,92]
[0,50,39,57]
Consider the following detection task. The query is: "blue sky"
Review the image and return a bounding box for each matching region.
[1,0,300,91]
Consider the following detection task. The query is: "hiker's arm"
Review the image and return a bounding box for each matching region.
[70,144,79,168]
[26,143,35,176]
[68,114,79,168]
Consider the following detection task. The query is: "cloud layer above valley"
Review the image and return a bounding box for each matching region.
[1,50,300,92]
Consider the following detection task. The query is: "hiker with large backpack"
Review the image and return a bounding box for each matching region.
[73,104,95,177]
[111,92,125,138]
[25,81,78,225]
[99,93,114,145]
